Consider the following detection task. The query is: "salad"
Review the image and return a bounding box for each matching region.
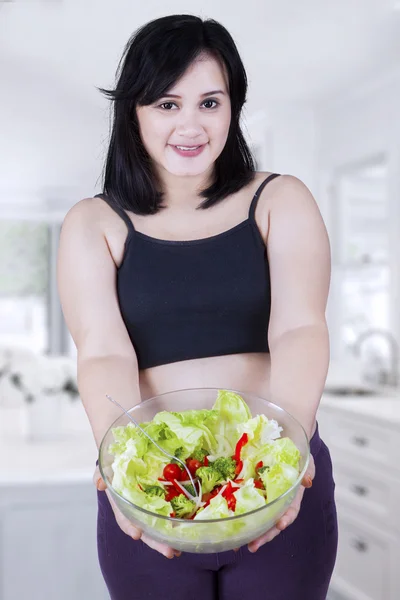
[108,390,301,521]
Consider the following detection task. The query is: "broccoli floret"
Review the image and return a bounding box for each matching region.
[258,465,270,475]
[191,447,209,462]
[142,485,166,498]
[170,494,196,518]
[212,457,237,480]
[257,465,271,475]
[181,482,197,496]
[196,466,224,494]
[171,446,185,464]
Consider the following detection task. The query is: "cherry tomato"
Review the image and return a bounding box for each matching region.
[204,456,209,466]
[254,480,265,490]
[202,492,212,503]
[186,459,202,476]
[179,467,190,481]
[165,487,180,502]
[163,463,182,482]
[256,461,264,470]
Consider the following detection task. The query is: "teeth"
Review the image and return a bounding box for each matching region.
[176,145,200,150]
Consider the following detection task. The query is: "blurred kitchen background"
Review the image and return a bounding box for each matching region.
[1,1,400,599]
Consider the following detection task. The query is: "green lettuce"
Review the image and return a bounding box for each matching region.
[252,437,301,469]
[233,479,266,515]
[194,494,234,520]
[206,390,252,459]
[260,462,299,503]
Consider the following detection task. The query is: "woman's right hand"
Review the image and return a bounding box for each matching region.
[93,465,181,559]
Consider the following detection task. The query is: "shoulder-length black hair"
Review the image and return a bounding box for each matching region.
[97,14,256,215]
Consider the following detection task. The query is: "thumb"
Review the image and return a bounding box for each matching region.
[93,465,107,491]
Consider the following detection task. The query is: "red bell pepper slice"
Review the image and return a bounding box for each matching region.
[226,494,236,511]
[234,433,249,462]
[235,460,243,477]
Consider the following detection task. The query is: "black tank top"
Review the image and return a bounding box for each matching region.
[95,173,280,369]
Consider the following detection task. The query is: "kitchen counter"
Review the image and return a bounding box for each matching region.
[0,402,98,485]
[320,389,400,428]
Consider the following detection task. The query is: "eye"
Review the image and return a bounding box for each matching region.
[202,99,219,109]
[158,102,178,110]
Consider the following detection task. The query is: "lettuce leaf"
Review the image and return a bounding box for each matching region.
[233,479,266,515]
[260,462,299,503]
[206,390,252,459]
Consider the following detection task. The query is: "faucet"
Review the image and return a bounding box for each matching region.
[353,329,399,387]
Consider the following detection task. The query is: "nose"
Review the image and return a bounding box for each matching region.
[175,108,204,140]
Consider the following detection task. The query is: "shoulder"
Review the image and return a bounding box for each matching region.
[255,173,322,219]
[255,172,314,203]
[61,196,124,239]
[62,196,107,227]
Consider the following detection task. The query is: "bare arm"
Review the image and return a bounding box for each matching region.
[57,198,141,448]
[266,175,331,439]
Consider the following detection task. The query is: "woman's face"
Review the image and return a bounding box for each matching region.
[136,55,231,180]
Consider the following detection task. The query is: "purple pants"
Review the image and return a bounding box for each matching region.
[96,423,338,599]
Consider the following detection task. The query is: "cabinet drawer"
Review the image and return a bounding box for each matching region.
[333,463,400,530]
[317,410,398,471]
[334,515,389,600]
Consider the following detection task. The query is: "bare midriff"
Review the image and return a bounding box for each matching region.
[138,351,272,402]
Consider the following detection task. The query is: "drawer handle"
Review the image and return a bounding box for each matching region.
[352,436,369,447]
[351,539,368,553]
[351,484,369,497]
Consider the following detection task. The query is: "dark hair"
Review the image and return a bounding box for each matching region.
[97,14,256,215]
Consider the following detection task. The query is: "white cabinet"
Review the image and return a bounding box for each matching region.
[0,405,109,600]
[318,396,400,600]
[0,481,109,600]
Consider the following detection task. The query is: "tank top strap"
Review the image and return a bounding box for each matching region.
[248,173,281,220]
[94,193,135,237]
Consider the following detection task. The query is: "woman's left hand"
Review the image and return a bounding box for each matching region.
[246,453,316,553]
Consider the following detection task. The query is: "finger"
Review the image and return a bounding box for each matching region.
[93,466,107,491]
[301,474,313,488]
[276,504,300,530]
[141,532,179,559]
[113,509,142,540]
[248,526,281,552]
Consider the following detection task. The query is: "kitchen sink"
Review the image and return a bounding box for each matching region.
[323,386,379,397]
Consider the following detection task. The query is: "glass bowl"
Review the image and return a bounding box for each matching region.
[98,388,310,554]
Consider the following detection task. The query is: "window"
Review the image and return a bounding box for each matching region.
[0,220,49,352]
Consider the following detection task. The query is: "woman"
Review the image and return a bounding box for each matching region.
[57,14,337,600]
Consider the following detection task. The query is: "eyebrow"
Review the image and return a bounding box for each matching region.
[160,90,226,99]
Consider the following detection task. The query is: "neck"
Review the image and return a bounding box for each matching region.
[156,166,214,209]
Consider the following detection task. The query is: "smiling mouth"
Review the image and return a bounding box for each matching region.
[174,145,202,150]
